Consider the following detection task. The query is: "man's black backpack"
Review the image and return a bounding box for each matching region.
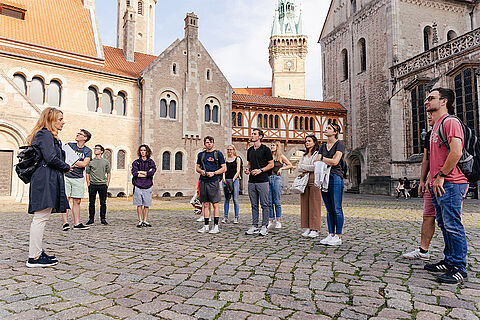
[438,115,480,182]
[15,146,40,184]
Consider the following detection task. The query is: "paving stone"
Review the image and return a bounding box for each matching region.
[447,308,479,320]
[416,311,443,320]
[219,291,240,302]
[133,300,174,314]
[439,297,477,310]
[217,310,250,320]
[53,306,94,320]
[413,301,447,315]
[376,308,412,319]
[103,305,139,318]
[157,310,196,320]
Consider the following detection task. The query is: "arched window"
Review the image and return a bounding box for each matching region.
[258,114,262,127]
[300,116,304,130]
[212,105,219,123]
[237,113,243,126]
[206,69,211,80]
[358,38,366,72]
[275,115,279,129]
[104,149,112,166]
[13,74,26,94]
[138,1,143,15]
[87,86,98,112]
[447,30,457,41]
[351,0,356,14]
[169,100,176,119]
[205,104,211,122]
[232,112,237,126]
[172,63,177,74]
[310,118,314,130]
[47,80,61,107]
[160,99,167,117]
[269,115,273,128]
[411,85,426,154]
[116,92,126,116]
[455,68,479,137]
[294,116,298,129]
[30,77,45,105]
[101,89,113,114]
[341,49,349,80]
[175,152,183,170]
[263,114,268,128]
[162,151,170,170]
[424,26,432,51]
[117,150,126,169]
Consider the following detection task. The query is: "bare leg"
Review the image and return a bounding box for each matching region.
[72,198,81,225]
[137,206,143,222]
[143,207,149,222]
[203,203,211,219]
[62,198,71,224]
[212,203,220,218]
[420,216,436,251]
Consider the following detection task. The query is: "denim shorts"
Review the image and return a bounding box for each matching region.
[133,186,152,207]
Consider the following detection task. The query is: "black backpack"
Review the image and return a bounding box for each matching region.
[438,115,480,182]
[15,146,41,184]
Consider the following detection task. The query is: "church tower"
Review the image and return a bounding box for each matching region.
[117,0,157,57]
[269,0,307,99]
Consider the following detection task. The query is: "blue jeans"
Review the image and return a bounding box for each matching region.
[430,182,468,272]
[268,175,282,219]
[321,174,344,234]
[223,179,239,218]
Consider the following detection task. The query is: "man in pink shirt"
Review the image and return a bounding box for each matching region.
[424,87,468,284]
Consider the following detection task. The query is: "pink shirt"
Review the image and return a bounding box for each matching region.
[429,113,468,184]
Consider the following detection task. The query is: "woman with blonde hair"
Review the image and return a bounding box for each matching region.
[267,141,293,229]
[222,144,241,224]
[26,107,71,267]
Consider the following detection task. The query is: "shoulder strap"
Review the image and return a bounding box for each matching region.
[214,150,219,167]
[438,115,462,149]
[200,151,206,170]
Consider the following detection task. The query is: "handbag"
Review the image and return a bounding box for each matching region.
[15,146,40,184]
[292,173,309,194]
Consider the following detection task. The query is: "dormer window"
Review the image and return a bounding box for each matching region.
[0,4,26,20]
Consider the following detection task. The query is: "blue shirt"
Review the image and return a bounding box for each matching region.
[197,150,225,182]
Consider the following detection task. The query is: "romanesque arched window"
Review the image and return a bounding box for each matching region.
[175,152,183,170]
[212,105,219,123]
[455,68,479,136]
[275,115,279,129]
[116,92,126,116]
[160,99,167,118]
[205,97,220,123]
[104,149,112,166]
[101,89,113,114]
[30,77,45,105]
[160,91,177,119]
[237,113,243,127]
[263,114,268,128]
[162,151,171,170]
[47,80,61,107]
[117,150,126,169]
[13,74,26,94]
[447,30,457,41]
[341,49,349,81]
[169,100,176,119]
[358,38,366,72]
[205,105,211,122]
[424,26,432,51]
[300,116,304,130]
[87,86,98,112]
[269,115,273,128]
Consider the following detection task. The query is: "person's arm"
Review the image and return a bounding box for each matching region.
[418,149,429,196]
[35,130,70,172]
[433,137,463,196]
[146,160,156,177]
[86,173,90,186]
[106,173,111,187]
[216,163,227,176]
[196,164,206,176]
[233,157,241,180]
[321,151,343,166]
[131,160,139,177]
[278,155,293,175]
[244,161,251,175]
[74,157,90,168]
[106,161,111,187]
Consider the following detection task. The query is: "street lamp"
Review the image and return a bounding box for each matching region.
[421,128,427,141]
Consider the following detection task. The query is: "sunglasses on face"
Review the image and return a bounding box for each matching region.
[425,96,444,102]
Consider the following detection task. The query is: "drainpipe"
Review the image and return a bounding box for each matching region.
[137,77,143,145]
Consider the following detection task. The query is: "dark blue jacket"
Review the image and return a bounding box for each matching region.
[28,128,71,214]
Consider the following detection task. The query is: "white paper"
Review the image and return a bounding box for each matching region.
[62,144,80,166]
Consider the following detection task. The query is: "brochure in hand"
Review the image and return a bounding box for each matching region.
[62,144,80,166]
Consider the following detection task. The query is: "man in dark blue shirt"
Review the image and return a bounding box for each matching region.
[196,136,226,234]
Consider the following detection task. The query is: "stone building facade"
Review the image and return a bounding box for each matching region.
[0,0,231,201]
[319,0,479,194]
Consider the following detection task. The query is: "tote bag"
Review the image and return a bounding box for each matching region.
[292,173,309,194]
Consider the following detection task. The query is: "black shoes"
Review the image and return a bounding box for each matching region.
[26,255,58,268]
[438,267,468,284]
[73,223,90,230]
[62,223,70,231]
[86,220,94,225]
[424,260,451,272]
[142,222,152,227]
[101,220,108,225]
[40,250,56,260]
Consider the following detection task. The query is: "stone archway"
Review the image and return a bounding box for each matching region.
[346,148,365,193]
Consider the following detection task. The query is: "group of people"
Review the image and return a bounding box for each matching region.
[24,86,470,285]
[194,124,346,248]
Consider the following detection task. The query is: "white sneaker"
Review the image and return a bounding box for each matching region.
[301,229,311,237]
[198,225,209,233]
[233,217,239,224]
[320,234,333,245]
[196,216,204,222]
[308,230,319,238]
[259,226,268,236]
[327,235,342,246]
[209,225,220,234]
[275,221,282,229]
[267,221,274,229]
[245,226,259,235]
[222,218,228,223]
[402,248,430,260]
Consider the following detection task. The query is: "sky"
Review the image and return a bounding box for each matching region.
[95,0,331,100]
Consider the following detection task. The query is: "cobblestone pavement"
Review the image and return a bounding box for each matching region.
[1,194,480,319]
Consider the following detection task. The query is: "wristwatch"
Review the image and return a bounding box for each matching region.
[435,170,447,178]
[260,168,264,172]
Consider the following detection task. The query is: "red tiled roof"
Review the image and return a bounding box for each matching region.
[232,93,346,111]
[0,0,98,57]
[0,43,157,78]
[234,87,272,96]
